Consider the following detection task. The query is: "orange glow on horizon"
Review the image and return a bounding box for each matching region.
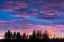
[0,37,4,39]
[47,30,55,35]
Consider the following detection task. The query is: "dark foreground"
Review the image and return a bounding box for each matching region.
[2,30,64,42]
[1,39,64,42]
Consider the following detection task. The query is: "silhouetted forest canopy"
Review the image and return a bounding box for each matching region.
[1,29,64,42]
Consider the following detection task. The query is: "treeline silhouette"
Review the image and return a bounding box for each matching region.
[2,29,64,42]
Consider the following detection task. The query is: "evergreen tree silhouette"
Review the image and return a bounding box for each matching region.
[7,30,11,39]
[43,30,49,42]
[10,32,12,39]
[16,32,21,39]
[37,30,42,39]
[4,32,8,39]
[22,33,26,40]
[32,29,36,40]
[13,32,16,39]
[44,30,49,39]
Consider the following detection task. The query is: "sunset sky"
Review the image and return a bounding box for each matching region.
[0,0,64,39]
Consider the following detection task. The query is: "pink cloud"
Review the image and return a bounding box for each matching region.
[17,2,28,8]
[3,6,13,12]
[6,1,14,5]
[11,14,21,17]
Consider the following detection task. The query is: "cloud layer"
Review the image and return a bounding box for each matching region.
[0,0,64,37]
